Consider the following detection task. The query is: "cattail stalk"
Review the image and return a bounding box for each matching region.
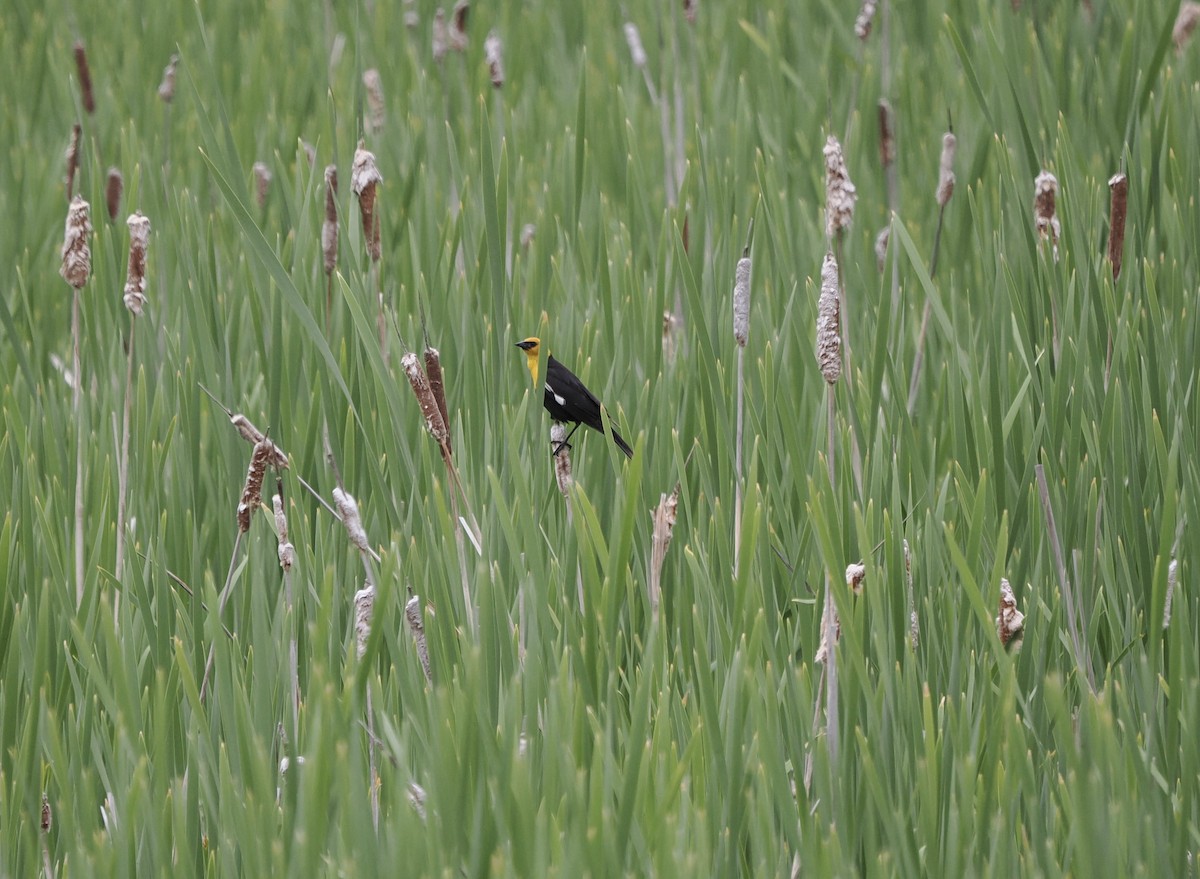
[732,227,752,575]
[648,483,680,621]
[406,594,432,681]
[1107,172,1127,281]
[105,168,123,221]
[61,196,92,607]
[115,212,150,607]
[65,124,82,202]
[74,41,95,115]
[274,490,299,738]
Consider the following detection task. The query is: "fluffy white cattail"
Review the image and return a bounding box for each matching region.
[814,598,840,664]
[904,539,918,649]
[648,483,680,619]
[60,196,93,289]
[363,69,386,133]
[996,578,1025,648]
[322,165,339,276]
[936,132,957,208]
[274,494,295,571]
[624,22,647,69]
[333,487,370,553]
[816,251,841,384]
[874,226,890,272]
[485,31,504,88]
[1175,2,1200,51]
[1163,558,1179,629]
[824,135,857,238]
[520,223,536,248]
[408,782,427,819]
[854,0,878,40]
[733,250,751,347]
[845,562,866,596]
[1034,170,1061,260]
[353,583,375,659]
[352,142,383,262]
[432,9,448,61]
[158,54,179,103]
[123,212,151,315]
[406,594,432,681]
[449,0,470,52]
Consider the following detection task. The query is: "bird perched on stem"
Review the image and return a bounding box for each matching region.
[516,337,633,458]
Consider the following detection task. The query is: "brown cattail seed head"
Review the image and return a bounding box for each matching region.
[74,41,95,114]
[877,100,895,169]
[816,251,841,384]
[732,251,751,347]
[845,562,866,596]
[1174,2,1200,51]
[648,482,680,618]
[855,0,879,40]
[105,168,123,221]
[406,594,432,681]
[273,494,295,571]
[60,196,93,290]
[624,22,648,69]
[936,132,957,208]
[363,69,386,134]
[353,583,375,659]
[1034,170,1061,260]
[1163,558,1179,629]
[1107,172,1128,281]
[237,439,272,533]
[550,423,573,498]
[333,487,370,553]
[874,226,890,272]
[996,578,1025,648]
[158,54,179,103]
[253,162,272,209]
[432,9,449,61]
[65,124,82,201]
[323,165,339,275]
[402,351,450,446]
[450,0,470,52]
[41,793,52,833]
[824,135,857,238]
[424,346,452,454]
[485,31,505,88]
[351,142,382,262]
[227,414,289,468]
[123,212,151,315]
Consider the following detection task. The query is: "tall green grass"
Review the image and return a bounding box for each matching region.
[2,0,1198,875]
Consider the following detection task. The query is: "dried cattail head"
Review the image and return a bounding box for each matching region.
[936,131,957,208]
[273,494,296,571]
[814,598,840,664]
[123,212,151,315]
[1163,558,1179,629]
[1107,172,1128,281]
[1034,170,1061,260]
[323,165,339,275]
[253,162,272,209]
[683,0,697,24]
[406,594,432,681]
[485,31,505,88]
[408,781,428,819]
[854,0,879,40]
[904,539,918,649]
[520,223,536,249]
[158,54,179,103]
[351,142,383,262]
[733,248,751,347]
[65,123,82,201]
[237,439,272,533]
[450,0,470,52]
[402,351,450,448]
[824,135,857,238]
[41,793,52,833]
[226,413,290,468]
[877,99,895,169]
[74,41,95,115]
[662,310,680,364]
[874,226,890,272]
[648,482,681,618]
[60,196,93,290]
[403,0,419,28]
[624,21,648,69]
[432,9,449,61]
[845,562,866,596]
[1174,2,1200,51]
[424,346,452,454]
[996,578,1025,648]
[550,423,573,497]
[333,487,370,553]
[353,583,375,659]
[301,141,316,167]
[816,251,841,384]
[363,69,386,134]
[105,167,123,220]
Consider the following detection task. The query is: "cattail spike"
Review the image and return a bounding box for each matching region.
[624,21,648,69]
[354,583,375,659]
[65,124,82,202]
[402,351,450,450]
[854,0,879,40]
[874,226,890,272]
[1174,2,1200,51]
[877,100,895,170]
[485,31,505,88]
[1107,172,1128,281]
[450,0,470,51]
[648,482,681,619]
[236,439,272,533]
[274,494,295,571]
[823,135,857,239]
[158,54,179,103]
[123,212,151,315]
[424,346,452,455]
[816,251,841,384]
[550,423,573,498]
[363,69,386,134]
[105,168,124,221]
[996,578,1025,649]
[1034,170,1061,261]
[60,196,93,290]
[432,9,449,61]
[333,487,370,553]
[323,165,339,276]
[936,132,957,208]
[74,41,95,114]
[1163,558,1179,629]
[406,594,432,681]
[253,162,272,209]
[845,562,866,596]
[351,142,383,263]
[733,250,751,348]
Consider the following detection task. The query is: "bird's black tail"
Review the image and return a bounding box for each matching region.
[610,427,633,459]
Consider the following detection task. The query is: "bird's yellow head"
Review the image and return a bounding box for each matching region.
[515,337,540,386]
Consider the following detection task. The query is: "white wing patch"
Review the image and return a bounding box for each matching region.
[545,382,566,407]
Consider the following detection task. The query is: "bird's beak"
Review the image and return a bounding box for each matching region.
[515,340,533,350]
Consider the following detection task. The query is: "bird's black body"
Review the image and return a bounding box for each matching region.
[516,338,634,458]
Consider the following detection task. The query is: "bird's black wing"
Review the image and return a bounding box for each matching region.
[544,356,603,425]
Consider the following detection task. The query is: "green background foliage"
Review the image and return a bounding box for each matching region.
[1,0,1197,874]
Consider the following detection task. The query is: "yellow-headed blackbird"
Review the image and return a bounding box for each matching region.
[516,337,633,458]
